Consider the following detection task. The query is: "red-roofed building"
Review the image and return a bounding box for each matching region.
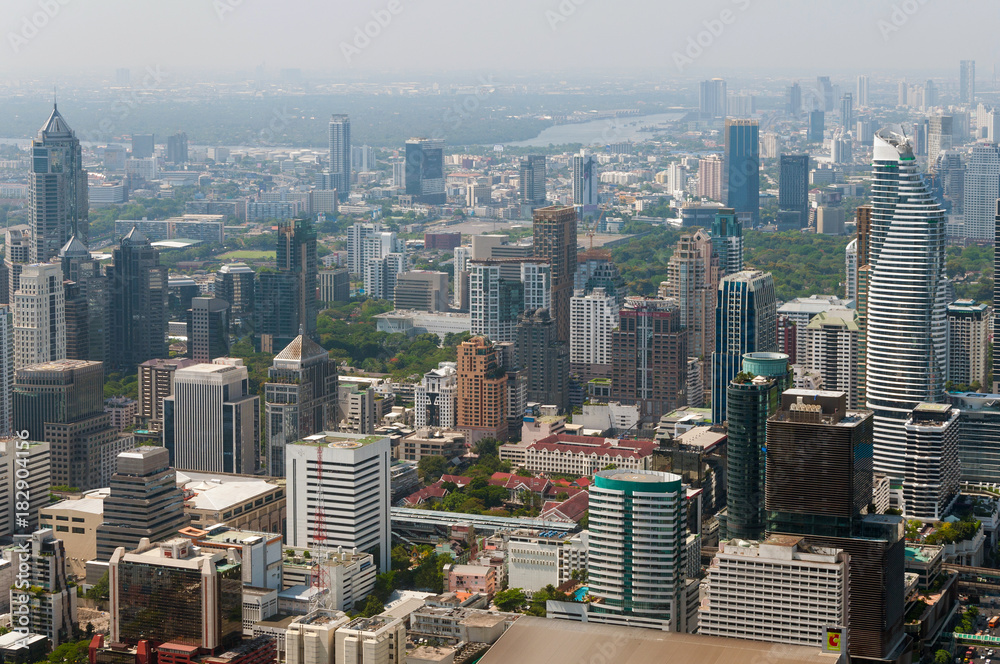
[401,486,448,506]
[488,473,552,503]
[541,490,589,523]
[517,434,656,476]
[439,474,474,488]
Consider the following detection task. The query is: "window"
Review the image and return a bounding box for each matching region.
[56,525,68,532]
[72,527,85,534]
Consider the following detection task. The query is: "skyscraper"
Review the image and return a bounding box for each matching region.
[857,75,870,107]
[59,235,110,364]
[816,76,834,111]
[455,337,507,443]
[960,60,976,105]
[469,260,525,343]
[725,352,791,541]
[29,105,88,263]
[840,93,853,130]
[404,138,445,204]
[903,403,960,520]
[533,205,577,344]
[699,78,727,119]
[214,263,255,337]
[329,114,351,199]
[697,155,723,200]
[808,110,825,142]
[130,134,154,160]
[947,299,989,389]
[519,155,546,205]
[723,119,759,226]
[516,309,569,413]
[962,142,1000,241]
[13,262,65,370]
[778,155,810,230]
[16,529,76,647]
[362,231,407,301]
[799,311,862,409]
[264,333,338,477]
[136,358,197,432]
[845,239,858,301]
[569,287,618,379]
[711,270,777,424]
[866,126,948,490]
[0,306,11,435]
[165,131,188,164]
[660,229,718,371]
[786,82,802,115]
[256,218,318,352]
[186,296,230,362]
[5,226,30,306]
[928,115,953,166]
[347,222,382,274]
[111,227,168,374]
[572,150,598,209]
[710,208,744,277]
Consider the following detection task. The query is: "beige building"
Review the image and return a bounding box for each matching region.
[177,471,285,534]
[286,610,350,664]
[400,429,466,462]
[39,494,105,580]
[335,615,406,664]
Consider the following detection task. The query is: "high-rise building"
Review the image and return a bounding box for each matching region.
[319,268,350,305]
[948,391,1000,484]
[711,210,744,282]
[587,469,691,631]
[723,119,759,227]
[697,156,723,200]
[0,438,50,536]
[845,239,858,302]
[519,155,546,205]
[777,155,810,230]
[29,105,88,263]
[136,358,196,431]
[799,311,861,409]
[347,223,382,274]
[725,352,791,541]
[572,150,598,209]
[575,251,625,307]
[660,230,718,369]
[786,82,802,115]
[0,307,10,435]
[962,142,1000,241]
[186,297,230,362]
[165,131,188,164]
[866,126,948,489]
[840,93,853,130]
[404,138,445,204]
[961,60,976,105]
[12,262,65,370]
[699,78,727,119]
[328,114,351,199]
[214,263,255,337]
[130,134,154,160]
[808,110,825,142]
[516,309,569,413]
[456,337,508,443]
[857,75,870,107]
[95,446,189,561]
[903,403,960,521]
[111,227,168,374]
[351,143,375,172]
[611,297,688,420]
[928,115,953,166]
[414,362,457,429]
[393,270,448,312]
[59,236,110,364]
[13,529,76,647]
[286,432,391,571]
[532,205,577,344]
[947,299,989,389]
[164,359,259,474]
[264,334,338,477]
[256,218,318,352]
[110,538,242,651]
[711,271,777,424]
[5,227,30,306]
[362,231,407,301]
[569,287,618,379]
[469,260,525,343]
[996,202,1000,393]
[856,205,872,407]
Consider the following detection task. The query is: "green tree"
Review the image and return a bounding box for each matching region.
[85,572,109,601]
[359,594,384,617]
[418,455,449,482]
[47,640,91,664]
[494,588,526,612]
[934,650,952,664]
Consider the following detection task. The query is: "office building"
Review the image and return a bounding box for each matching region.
[697,156,723,201]
[469,260,524,343]
[699,78,727,119]
[29,105,88,263]
[711,271,777,424]
[786,82,802,115]
[328,114,351,198]
[611,297,688,420]
[40,494,103,580]
[405,138,445,204]
[111,227,168,374]
[866,126,948,485]
[12,262,65,370]
[0,438,49,536]
[394,271,448,312]
[166,131,188,164]
[362,231,406,301]
[130,134,154,160]
[961,60,976,105]
[214,263,255,335]
[947,299,989,389]
[507,530,588,594]
[110,538,243,651]
[948,392,1000,484]
[799,311,861,409]
[588,470,690,631]
[95,447,190,562]
[335,616,406,664]
[808,110,824,142]
[928,115,953,166]
[517,309,569,413]
[186,297,230,362]
[285,610,351,664]
[572,150,598,209]
[319,268,350,304]
[725,353,791,541]
[777,155,810,230]
[903,403,960,520]
[724,119,759,226]
[286,432,391,571]
[857,75,869,107]
[256,218,318,352]
[569,287,618,379]
[164,359,259,475]
[840,93,853,130]
[817,76,834,111]
[700,536,848,648]
[5,227,29,306]
[337,383,377,435]
[0,307,10,435]
[532,205,577,344]
[574,252,625,307]
[12,529,76,647]
[59,236,111,364]
[520,155,546,205]
[137,357,197,431]
[264,334,338,477]
[456,337,508,443]
[962,142,1000,241]
[710,208,743,278]
[661,230,718,372]
[414,362,457,429]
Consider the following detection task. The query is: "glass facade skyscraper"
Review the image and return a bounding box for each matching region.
[724,119,759,227]
[328,114,351,199]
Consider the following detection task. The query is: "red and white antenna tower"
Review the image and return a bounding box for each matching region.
[310,443,330,612]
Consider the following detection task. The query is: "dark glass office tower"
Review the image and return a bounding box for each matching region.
[111,227,169,374]
[724,118,759,227]
[256,218,317,352]
[519,155,547,204]
[778,155,810,230]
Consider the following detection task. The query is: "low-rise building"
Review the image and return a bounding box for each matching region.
[502,434,655,476]
[506,529,588,594]
[177,471,286,534]
[285,610,351,664]
[401,429,467,462]
[444,564,497,597]
[374,310,471,341]
[334,615,406,664]
[409,602,517,645]
[282,547,376,611]
[39,495,105,580]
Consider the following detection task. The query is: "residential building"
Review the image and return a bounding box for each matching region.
[286,432,391,571]
[857,75,869,107]
[166,131,188,164]
[137,358,197,431]
[363,232,407,301]
[405,138,446,204]
[394,271,448,312]
[456,337,507,443]
[816,207,846,235]
[903,403,960,521]
[29,105,88,263]
[659,229,718,383]
[724,119,760,226]
[808,110,825,142]
[469,260,526,343]
[11,529,76,647]
[710,208,743,278]
[845,238,858,301]
[574,252,625,307]
[328,114,351,198]
[697,156,723,200]
[445,564,497,597]
[506,530,588,594]
[95,446,189,562]
[928,115,953,166]
[5,226,30,306]
[110,226,168,374]
[947,299,989,389]
[187,297,230,362]
[610,297,688,420]
[962,142,1000,241]
[264,334,338,477]
[532,205,577,344]
[164,359,260,475]
[520,155,546,205]
[0,306,11,435]
[516,309,569,413]
[12,262,65,370]
[318,268,350,305]
[711,271,777,424]
[866,126,948,485]
[569,287,618,379]
[961,60,976,105]
[414,363,458,429]
[347,223,382,275]
[799,311,862,409]
[699,536,848,648]
[0,438,49,536]
[571,150,598,209]
[699,78,727,118]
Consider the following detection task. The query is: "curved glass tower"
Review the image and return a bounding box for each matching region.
[865,125,948,481]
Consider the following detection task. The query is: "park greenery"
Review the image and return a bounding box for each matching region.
[493,584,570,616]
[923,517,982,546]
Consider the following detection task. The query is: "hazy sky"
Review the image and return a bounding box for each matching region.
[1,0,996,78]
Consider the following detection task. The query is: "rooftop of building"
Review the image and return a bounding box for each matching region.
[16,358,101,373]
[674,426,727,451]
[289,609,349,627]
[343,615,398,632]
[292,432,387,448]
[530,434,655,458]
[598,470,667,484]
[43,497,104,516]
[948,298,989,313]
[176,472,282,511]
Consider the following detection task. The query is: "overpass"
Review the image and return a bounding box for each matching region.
[391,507,580,545]
[944,564,1000,592]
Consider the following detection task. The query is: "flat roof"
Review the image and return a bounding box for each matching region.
[478,616,843,664]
